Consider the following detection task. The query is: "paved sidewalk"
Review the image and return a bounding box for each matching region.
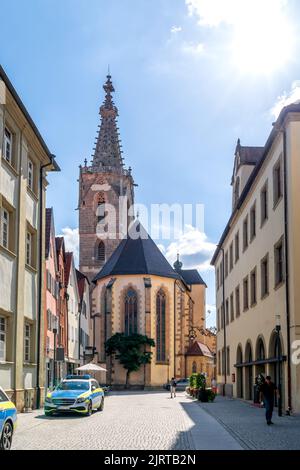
[12,391,242,450]
[198,396,300,450]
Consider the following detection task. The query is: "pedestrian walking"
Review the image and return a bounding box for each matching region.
[211,378,217,395]
[260,376,278,425]
[170,377,177,398]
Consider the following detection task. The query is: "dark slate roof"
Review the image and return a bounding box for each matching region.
[93,223,181,283]
[212,102,300,265]
[45,208,53,259]
[177,269,207,287]
[76,269,89,301]
[237,143,265,166]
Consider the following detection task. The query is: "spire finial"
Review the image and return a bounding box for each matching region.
[173,253,183,272]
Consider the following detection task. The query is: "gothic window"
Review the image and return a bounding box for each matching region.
[124,289,138,336]
[156,289,166,362]
[97,241,105,262]
[96,192,106,223]
[192,362,197,374]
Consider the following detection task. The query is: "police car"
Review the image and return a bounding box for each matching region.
[44,375,104,416]
[0,387,17,450]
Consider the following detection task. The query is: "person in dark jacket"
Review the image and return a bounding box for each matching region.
[260,376,278,425]
[170,378,177,398]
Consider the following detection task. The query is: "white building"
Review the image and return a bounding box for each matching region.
[212,103,300,414]
[65,253,80,374]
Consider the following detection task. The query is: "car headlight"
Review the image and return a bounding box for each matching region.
[45,397,53,403]
[76,397,87,404]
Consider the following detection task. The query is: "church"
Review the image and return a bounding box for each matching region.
[78,74,216,388]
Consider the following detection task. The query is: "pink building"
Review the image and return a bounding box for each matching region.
[44,208,60,388]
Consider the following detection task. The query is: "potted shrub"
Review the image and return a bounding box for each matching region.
[197,373,209,403]
[206,389,216,403]
[189,374,197,398]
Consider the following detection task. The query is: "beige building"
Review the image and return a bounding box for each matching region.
[0,66,59,411]
[212,103,300,414]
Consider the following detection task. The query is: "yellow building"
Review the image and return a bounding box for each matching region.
[0,66,60,411]
[212,103,300,414]
[92,223,214,387]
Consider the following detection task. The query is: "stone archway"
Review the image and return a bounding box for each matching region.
[236,344,244,399]
[245,341,254,401]
[255,336,267,377]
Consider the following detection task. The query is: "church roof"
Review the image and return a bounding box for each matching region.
[178,269,207,286]
[186,341,214,358]
[93,223,181,283]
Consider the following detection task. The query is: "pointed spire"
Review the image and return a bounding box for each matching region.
[92,74,124,171]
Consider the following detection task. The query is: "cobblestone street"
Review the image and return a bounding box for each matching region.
[198,396,300,450]
[12,391,242,450]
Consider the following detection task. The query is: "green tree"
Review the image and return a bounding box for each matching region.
[105,333,155,388]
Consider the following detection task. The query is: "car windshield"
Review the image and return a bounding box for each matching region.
[56,381,90,391]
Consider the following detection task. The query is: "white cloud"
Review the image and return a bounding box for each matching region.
[171,25,182,34]
[181,41,205,56]
[186,0,287,28]
[163,225,216,272]
[58,227,79,267]
[271,81,300,119]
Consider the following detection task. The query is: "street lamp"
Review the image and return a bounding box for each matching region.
[275,314,283,417]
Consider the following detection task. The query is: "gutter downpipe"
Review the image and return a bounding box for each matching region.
[36,156,57,409]
[219,247,227,394]
[282,127,293,414]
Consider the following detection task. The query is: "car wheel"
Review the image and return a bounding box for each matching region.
[98,397,104,412]
[0,421,13,450]
[86,401,93,417]
[45,411,52,417]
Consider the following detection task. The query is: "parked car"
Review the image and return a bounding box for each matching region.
[44,375,104,416]
[163,378,189,391]
[0,387,17,450]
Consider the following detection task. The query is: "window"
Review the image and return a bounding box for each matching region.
[243,216,249,251]
[250,268,257,306]
[26,231,32,266]
[0,317,6,362]
[192,362,197,374]
[235,232,240,263]
[273,159,283,207]
[28,159,34,191]
[235,286,241,318]
[229,243,234,272]
[220,261,224,286]
[96,192,106,223]
[225,252,229,278]
[222,348,226,376]
[216,267,220,290]
[261,182,268,225]
[24,323,31,362]
[217,308,220,331]
[243,276,249,311]
[230,293,234,322]
[261,254,269,298]
[221,303,225,329]
[226,347,230,376]
[225,299,229,325]
[4,128,12,164]
[125,289,138,336]
[0,208,9,249]
[97,242,105,262]
[47,310,52,331]
[250,204,256,241]
[275,238,284,287]
[218,351,221,375]
[156,289,166,362]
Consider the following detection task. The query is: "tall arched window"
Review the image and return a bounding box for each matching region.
[96,192,106,223]
[124,289,138,336]
[192,361,197,374]
[156,290,166,362]
[97,241,105,262]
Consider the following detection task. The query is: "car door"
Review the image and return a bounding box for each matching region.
[91,381,101,408]
[0,390,8,434]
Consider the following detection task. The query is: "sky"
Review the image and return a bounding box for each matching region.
[1,0,300,328]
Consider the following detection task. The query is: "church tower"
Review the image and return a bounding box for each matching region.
[79,74,135,282]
